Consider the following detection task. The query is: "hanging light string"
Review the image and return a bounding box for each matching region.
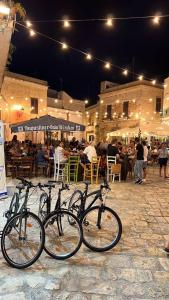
[16,21,164,86]
[23,14,169,23]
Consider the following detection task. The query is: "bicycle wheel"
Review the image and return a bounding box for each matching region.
[68,190,83,224]
[38,192,48,221]
[81,205,122,252]
[1,211,45,269]
[44,209,83,260]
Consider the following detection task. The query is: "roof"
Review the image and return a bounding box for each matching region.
[100,80,163,94]
[4,71,48,86]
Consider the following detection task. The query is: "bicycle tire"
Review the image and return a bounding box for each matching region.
[68,190,83,224]
[81,205,122,252]
[1,211,45,269]
[38,192,49,221]
[44,209,83,260]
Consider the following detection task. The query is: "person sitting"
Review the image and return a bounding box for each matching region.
[107,139,120,161]
[80,141,97,165]
[54,141,69,163]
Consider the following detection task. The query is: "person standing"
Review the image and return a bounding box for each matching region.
[142,140,148,182]
[158,142,168,178]
[134,138,144,184]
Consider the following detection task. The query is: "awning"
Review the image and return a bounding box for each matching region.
[10,115,85,133]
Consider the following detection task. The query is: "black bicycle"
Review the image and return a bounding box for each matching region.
[38,181,83,260]
[1,178,45,269]
[68,181,122,252]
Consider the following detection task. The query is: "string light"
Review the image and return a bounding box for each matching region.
[138,75,143,81]
[153,16,160,25]
[55,99,58,103]
[30,29,36,37]
[149,98,153,102]
[62,43,68,49]
[16,21,165,86]
[106,18,113,27]
[26,21,32,28]
[86,53,92,60]
[105,62,111,69]
[100,100,104,104]
[69,99,73,103]
[63,20,71,28]
[152,80,156,85]
[85,99,89,104]
[123,69,128,76]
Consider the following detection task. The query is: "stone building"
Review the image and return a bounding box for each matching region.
[85,80,164,142]
[0,71,85,142]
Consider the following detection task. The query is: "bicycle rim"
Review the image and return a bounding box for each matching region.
[81,206,122,252]
[1,212,45,269]
[44,210,83,260]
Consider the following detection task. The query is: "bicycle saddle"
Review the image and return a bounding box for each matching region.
[16,183,25,191]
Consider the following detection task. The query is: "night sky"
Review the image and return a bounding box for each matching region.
[9,0,169,104]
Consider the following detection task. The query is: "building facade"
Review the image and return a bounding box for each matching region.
[85,80,164,142]
[0,71,85,142]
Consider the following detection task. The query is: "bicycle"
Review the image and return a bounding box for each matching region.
[1,177,45,269]
[38,181,83,260]
[68,181,122,252]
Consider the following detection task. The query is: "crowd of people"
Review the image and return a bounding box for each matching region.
[4,134,169,182]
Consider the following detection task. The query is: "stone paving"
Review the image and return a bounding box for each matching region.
[0,168,169,299]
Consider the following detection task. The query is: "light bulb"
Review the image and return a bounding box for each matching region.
[138,75,143,81]
[69,99,73,103]
[152,80,156,85]
[62,43,68,49]
[105,62,111,69]
[30,29,36,37]
[106,18,113,27]
[86,53,92,60]
[123,69,128,76]
[63,20,70,28]
[26,21,32,28]
[85,99,89,104]
[153,16,160,25]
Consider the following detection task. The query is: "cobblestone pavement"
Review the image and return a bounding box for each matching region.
[0,168,169,299]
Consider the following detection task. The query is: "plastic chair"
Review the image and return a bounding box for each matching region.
[107,156,117,182]
[54,153,68,182]
[83,156,101,184]
[68,156,80,183]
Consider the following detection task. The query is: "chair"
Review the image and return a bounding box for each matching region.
[54,153,68,182]
[68,156,80,183]
[17,157,34,178]
[107,156,117,182]
[111,164,121,182]
[83,156,101,184]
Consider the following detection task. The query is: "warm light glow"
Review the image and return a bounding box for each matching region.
[55,99,58,103]
[69,99,73,103]
[123,69,128,76]
[63,20,70,28]
[30,29,36,37]
[86,53,92,60]
[85,99,89,104]
[40,98,43,102]
[26,21,32,28]
[25,97,28,101]
[31,106,35,110]
[100,100,104,104]
[13,104,23,111]
[153,16,160,25]
[164,84,167,88]
[149,98,153,102]
[106,18,113,27]
[0,4,10,15]
[105,62,111,69]
[152,80,156,85]
[62,43,68,49]
[138,75,143,81]
[132,99,136,103]
[116,100,120,103]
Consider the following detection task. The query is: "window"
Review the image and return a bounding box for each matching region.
[123,101,129,117]
[107,105,112,119]
[31,98,38,114]
[156,97,162,113]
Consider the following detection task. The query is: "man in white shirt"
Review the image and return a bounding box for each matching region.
[142,140,148,181]
[83,142,97,163]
